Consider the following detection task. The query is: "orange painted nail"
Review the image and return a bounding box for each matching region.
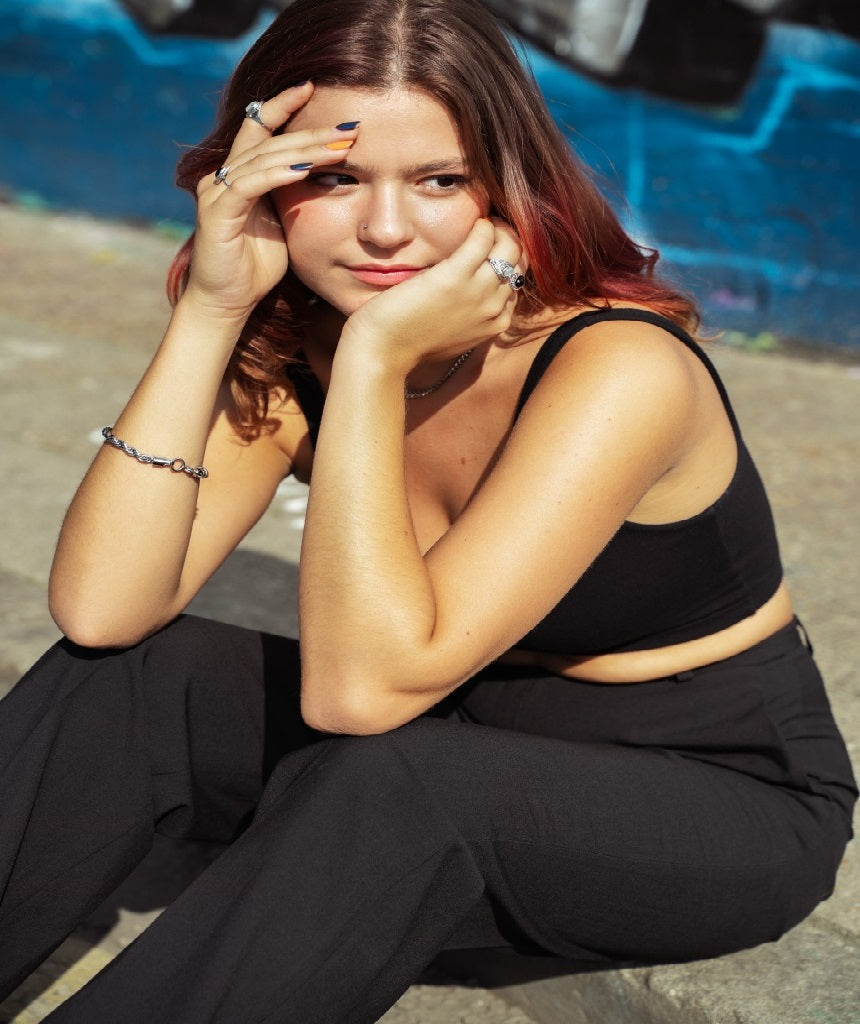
[325,140,354,151]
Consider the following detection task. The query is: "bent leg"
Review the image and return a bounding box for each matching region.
[0,616,312,999]
[41,731,486,1024]
[40,716,847,1024]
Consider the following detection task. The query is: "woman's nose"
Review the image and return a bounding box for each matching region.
[358,186,414,249]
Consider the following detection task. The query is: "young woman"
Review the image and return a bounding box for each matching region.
[0,0,855,1020]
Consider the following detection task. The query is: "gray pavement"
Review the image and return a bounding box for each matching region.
[0,202,857,1022]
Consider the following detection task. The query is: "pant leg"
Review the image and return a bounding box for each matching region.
[0,615,315,999]
[40,715,848,1024]
[40,728,487,1024]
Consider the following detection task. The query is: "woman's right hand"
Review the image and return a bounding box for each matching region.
[50,88,358,647]
[182,83,360,321]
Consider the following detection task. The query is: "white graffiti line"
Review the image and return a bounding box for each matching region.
[695,60,860,155]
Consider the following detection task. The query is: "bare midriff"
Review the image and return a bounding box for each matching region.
[499,582,795,684]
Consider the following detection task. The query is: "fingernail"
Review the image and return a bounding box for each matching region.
[335,121,360,131]
[325,140,354,150]
[290,162,314,171]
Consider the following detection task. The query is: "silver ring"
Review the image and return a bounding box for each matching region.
[214,165,232,188]
[487,256,526,291]
[245,100,271,130]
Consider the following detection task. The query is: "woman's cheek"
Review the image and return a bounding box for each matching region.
[286,248,374,318]
[422,197,487,249]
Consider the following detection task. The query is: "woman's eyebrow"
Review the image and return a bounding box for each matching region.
[340,158,471,176]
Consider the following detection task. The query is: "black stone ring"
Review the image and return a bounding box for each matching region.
[487,257,526,291]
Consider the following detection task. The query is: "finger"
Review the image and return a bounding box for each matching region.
[428,220,526,304]
[207,124,359,184]
[438,218,497,276]
[489,216,527,269]
[482,218,528,292]
[200,131,358,210]
[199,161,312,208]
[445,218,525,282]
[225,82,315,162]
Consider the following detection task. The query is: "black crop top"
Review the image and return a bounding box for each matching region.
[284,308,784,655]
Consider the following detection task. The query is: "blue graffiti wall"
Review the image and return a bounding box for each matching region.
[1,0,858,347]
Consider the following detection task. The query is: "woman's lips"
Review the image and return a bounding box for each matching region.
[348,265,423,287]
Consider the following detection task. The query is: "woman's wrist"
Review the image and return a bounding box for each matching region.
[334,325,405,374]
[334,324,414,391]
[173,287,256,340]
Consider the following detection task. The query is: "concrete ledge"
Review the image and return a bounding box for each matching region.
[440,917,859,1024]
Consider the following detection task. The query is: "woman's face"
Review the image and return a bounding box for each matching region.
[272,86,489,318]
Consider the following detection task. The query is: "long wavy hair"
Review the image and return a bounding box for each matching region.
[169,0,699,436]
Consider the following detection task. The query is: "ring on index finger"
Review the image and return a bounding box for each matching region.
[487,256,526,291]
[214,165,232,188]
[244,100,271,130]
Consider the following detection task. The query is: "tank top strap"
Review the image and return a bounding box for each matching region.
[514,307,742,438]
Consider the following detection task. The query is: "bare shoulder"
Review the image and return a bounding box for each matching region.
[566,311,699,370]
[502,310,730,525]
[520,312,704,427]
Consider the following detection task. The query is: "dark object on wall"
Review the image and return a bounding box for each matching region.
[781,0,860,39]
[118,0,860,103]
[487,0,764,103]
[119,0,264,37]
[486,0,860,103]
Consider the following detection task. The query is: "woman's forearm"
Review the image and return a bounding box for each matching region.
[297,223,523,730]
[48,299,246,644]
[298,336,444,726]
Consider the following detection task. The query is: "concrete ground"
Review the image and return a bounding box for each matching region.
[0,202,857,1022]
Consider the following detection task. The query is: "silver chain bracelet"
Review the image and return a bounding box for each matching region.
[101,427,209,480]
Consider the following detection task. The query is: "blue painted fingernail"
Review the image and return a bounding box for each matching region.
[335,121,360,131]
[290,162,314,171]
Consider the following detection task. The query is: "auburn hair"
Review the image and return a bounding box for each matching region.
[169,0,699,436]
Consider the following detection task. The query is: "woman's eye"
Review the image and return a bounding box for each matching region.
[308,173,358,189]
[423,174,468,192]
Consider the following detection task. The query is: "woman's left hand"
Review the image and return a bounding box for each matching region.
[340,217,527,374]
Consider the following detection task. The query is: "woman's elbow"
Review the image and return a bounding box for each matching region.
[301,697,390,736]
[49,593,159,650]
[52,616,148,651]
[300,678,412,736]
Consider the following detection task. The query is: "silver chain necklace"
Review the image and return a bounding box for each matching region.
[404,348,474,399]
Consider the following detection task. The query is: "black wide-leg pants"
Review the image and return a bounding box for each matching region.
[0,615,855,1023]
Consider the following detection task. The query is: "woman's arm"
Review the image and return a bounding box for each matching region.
[48,344,292,648]
[299,229,698,733]
[49,85,359,647]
